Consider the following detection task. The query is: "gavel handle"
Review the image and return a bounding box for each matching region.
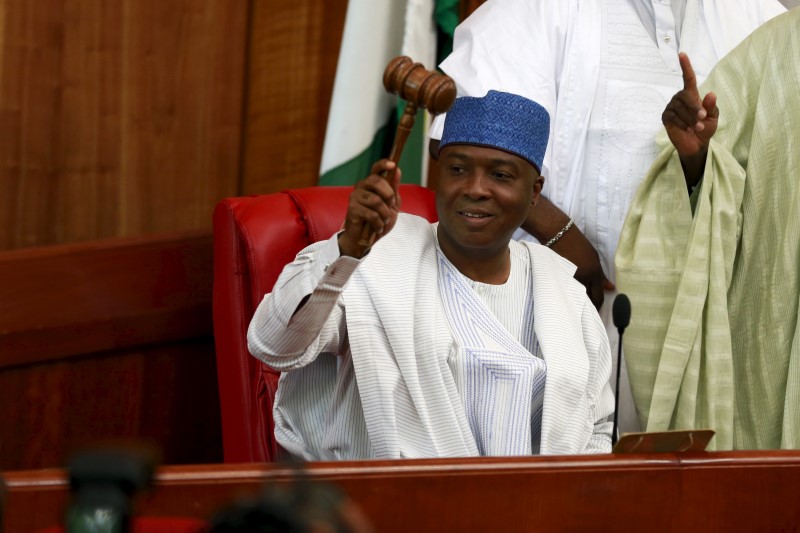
[354,102,418,256]
[386,102,417,164]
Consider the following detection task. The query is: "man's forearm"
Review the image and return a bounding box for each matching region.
[679,149,708,190]
[521,194,611,309]
[521,195,572,242]
[247,236,358,371]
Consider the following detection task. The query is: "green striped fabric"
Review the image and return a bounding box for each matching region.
[615,10,800,450]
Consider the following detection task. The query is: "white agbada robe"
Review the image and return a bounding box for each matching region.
[248,214,614,459]
[430,0,786,434]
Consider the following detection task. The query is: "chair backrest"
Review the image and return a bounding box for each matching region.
[212,185,437,462]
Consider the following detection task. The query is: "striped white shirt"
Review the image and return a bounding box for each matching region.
[249,229,542,459]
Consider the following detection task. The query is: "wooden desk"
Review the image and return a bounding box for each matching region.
[5,451,800,532]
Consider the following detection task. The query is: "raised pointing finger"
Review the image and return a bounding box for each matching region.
[679,52,698,96]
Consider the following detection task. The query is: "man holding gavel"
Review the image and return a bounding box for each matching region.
[248,91,614,460]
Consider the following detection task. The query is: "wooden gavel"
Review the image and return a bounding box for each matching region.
[356,56,457,255]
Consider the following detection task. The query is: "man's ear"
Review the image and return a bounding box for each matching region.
[531,174,545,206]
[428,139,440,160]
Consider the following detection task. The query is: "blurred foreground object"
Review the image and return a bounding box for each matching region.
[65,449,155,533]
[209,474,372,533]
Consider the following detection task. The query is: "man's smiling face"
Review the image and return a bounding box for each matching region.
[435,144,543,264]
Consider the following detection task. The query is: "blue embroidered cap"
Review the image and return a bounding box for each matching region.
[439,90,550,173]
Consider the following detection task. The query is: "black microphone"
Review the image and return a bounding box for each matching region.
[611,293,631,447]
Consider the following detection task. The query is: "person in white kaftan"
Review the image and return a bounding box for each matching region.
[429,0,786,434]
[248,91,614,460]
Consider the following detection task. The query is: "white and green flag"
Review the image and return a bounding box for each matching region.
[319,0,459,186]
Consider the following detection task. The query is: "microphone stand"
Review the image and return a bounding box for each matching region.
[612,338,624,447]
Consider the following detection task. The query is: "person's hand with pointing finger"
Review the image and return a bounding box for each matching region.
[662,52,720,190]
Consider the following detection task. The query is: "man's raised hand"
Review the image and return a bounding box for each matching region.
[661,53,719,187]
[338,159,402,258]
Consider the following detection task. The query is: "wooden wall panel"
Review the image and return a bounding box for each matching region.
[0,231,221,470]
[0,0,487,249]
[241,0,347,194]
[0,231,213,366]
[0,0,248,250]
[119,1,247,236]
[0,340,221,471]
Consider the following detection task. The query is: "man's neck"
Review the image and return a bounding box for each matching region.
[441,246,512,285]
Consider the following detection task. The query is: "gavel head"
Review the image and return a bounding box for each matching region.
[383,56,456,115]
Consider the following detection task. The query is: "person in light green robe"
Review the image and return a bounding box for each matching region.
[615,9,800,450]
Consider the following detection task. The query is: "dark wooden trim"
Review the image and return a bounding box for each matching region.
[4,452,800,532]
[0,231,214,369]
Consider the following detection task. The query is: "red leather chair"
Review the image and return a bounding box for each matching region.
[212,185,437,462]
